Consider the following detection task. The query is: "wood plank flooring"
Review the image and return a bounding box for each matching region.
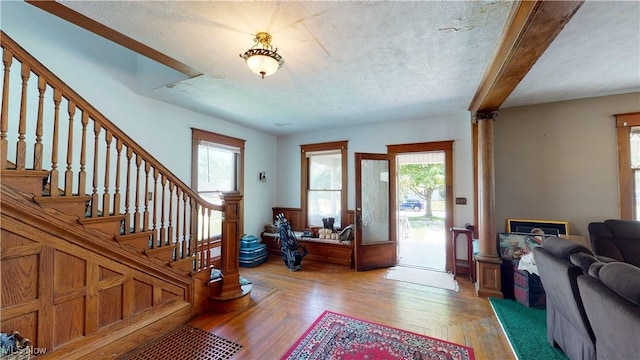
[189,256,514,360]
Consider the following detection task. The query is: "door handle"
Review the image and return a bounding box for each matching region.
[355,208,362,230]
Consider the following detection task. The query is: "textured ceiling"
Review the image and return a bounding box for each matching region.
[58,1,640,136]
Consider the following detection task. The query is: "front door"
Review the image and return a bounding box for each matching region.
[354,153,396,270]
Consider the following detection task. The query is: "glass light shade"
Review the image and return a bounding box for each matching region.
[246,54,280,78]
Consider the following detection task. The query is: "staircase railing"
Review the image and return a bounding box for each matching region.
[0,30,239,284]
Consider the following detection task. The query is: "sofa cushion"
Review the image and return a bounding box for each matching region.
[542,236,591,260]
[603,219,640,239]
[599,262,640,307]
[590,220,640,266]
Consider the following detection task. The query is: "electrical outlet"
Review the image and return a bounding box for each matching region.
[455,197,467,205]
[147,192,153,201]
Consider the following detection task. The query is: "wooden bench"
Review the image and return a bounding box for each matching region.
[265,207,354,267]
[261,232,353,267]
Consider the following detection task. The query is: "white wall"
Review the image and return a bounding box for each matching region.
[495,92,640,236]
[276,113,476,228]
[2,2,278,237]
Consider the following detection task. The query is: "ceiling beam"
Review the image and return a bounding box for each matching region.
[469,0,584,115]
[26,0,202,78]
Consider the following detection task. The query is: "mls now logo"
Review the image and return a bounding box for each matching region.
[0,346,48,356]
[28,346,48,356]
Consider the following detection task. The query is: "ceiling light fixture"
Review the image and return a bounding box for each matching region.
[240,32,284,79]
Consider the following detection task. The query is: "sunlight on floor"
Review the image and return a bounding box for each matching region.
[398,210,446,271]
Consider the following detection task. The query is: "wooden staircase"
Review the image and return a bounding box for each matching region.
[0,30,249,359]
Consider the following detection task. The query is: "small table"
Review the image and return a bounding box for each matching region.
[450,227,474,281]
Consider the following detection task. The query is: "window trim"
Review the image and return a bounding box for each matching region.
[300,141,348,229]
[191,128,245,197]
[615,112,640,219]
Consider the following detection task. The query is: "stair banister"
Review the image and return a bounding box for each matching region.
[1,30,208,216]
[0,31,242,288]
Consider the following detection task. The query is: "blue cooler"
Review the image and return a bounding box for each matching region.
[239,235,268,267]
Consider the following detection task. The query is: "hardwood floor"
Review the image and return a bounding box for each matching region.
[189,256,514,360]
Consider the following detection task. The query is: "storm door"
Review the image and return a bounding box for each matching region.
[354,153,397,270]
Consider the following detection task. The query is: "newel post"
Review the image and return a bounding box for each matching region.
[219,191,243,298]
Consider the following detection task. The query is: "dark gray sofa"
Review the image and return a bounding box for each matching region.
[577,262,640,360]
[588,219,640,267]
[533,237,596,360]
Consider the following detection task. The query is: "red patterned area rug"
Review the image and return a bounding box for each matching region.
[281,310,474,360]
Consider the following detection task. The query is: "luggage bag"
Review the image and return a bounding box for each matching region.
[239,234,268,268]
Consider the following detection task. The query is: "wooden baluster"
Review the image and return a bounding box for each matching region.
[151,168,159,246]
[175,187,183,259]
[34,77,46,170]
[1,49,13,169]
[50,89,62,197]
[200,205,206,268]
[167,182,174,246]
[206,207,212,269]
[90,122,100,217]
[182,194,188,257]
[190,198,197,258]
[143,161,150,235]
[102,131,112,216]
[133,154,142,232]
[16,62,30,170]
[78,113,88,196]
[114,138,123,216]
[159,174,167,247]
[123,147,133,234]
[64,101,76,196]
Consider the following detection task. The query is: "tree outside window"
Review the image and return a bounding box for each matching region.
[399,163,445,218]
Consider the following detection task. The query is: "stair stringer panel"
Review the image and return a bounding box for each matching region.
[0,184,196,359]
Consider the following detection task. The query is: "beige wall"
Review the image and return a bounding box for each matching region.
[494,92,640,237]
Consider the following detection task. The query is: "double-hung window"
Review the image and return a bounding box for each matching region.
[192,129,245,237]
[192,129,244,204]
[301,141,347,229]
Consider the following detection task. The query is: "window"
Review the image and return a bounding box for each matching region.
[192,129,245,204]
[615,112,640,220]
[301,141,347,229]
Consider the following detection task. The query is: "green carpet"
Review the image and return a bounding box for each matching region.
[489,298,568,360]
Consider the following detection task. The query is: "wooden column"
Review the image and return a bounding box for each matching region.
[209,191,251,313]
[475,111,502,298]
[466,0,583,298]
[219,192,243,298]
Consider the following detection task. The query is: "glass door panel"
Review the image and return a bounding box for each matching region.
[361,159,390,243]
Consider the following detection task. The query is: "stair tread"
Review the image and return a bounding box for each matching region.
[1,168,49,175]
[145,243,178,253]
[36,193,91,198]
[79,214,126,222]
[116,230,155,239]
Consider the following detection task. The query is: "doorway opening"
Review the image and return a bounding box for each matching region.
[396,151,447,270]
